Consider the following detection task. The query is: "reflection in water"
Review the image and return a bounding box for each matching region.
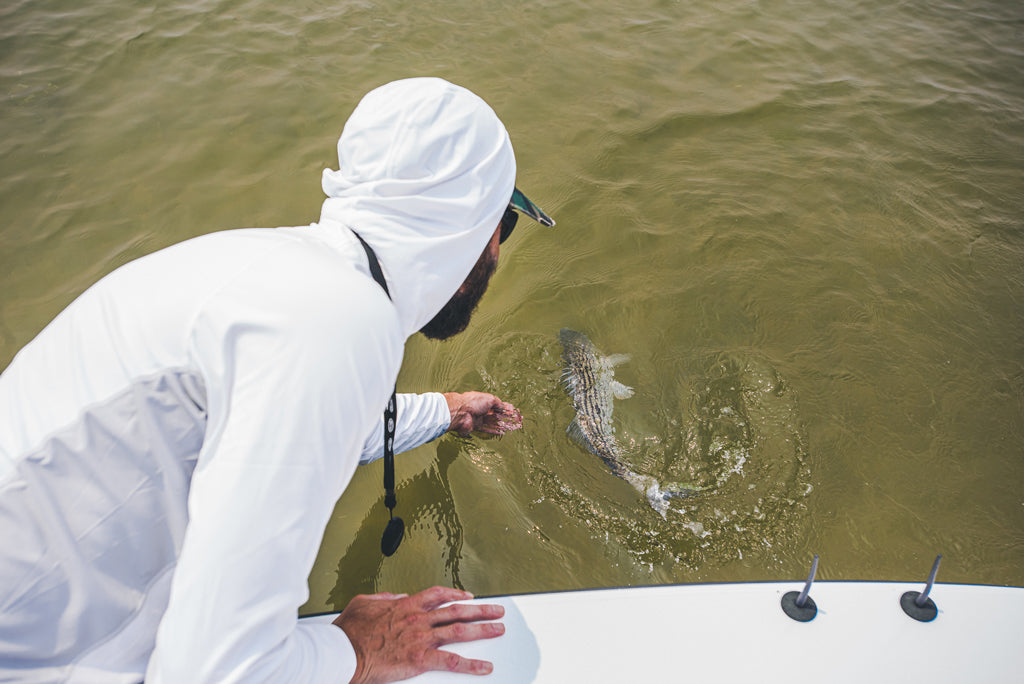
[328,441,465,611]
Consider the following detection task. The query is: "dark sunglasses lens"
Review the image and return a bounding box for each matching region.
[500,207,518,243]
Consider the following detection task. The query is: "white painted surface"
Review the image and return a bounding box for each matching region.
[304,581,1024,683]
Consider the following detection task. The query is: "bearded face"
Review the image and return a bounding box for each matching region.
[418,242,498,341]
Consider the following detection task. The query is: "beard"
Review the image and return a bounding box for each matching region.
[419,245,498,341]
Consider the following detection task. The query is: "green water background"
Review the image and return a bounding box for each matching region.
[1,0,1021,613]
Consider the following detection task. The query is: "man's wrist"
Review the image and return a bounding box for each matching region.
[442,392,463,432]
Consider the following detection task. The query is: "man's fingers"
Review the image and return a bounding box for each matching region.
[429,601,504,627]
[476,427,503,436]
[481,406,522,435]
[433,620,505,646]
[423,649,495,676]
[413,585,474,611]
[494,401,516,414]
[338,585,506,684]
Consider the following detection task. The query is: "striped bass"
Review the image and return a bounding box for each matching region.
[559,328,698,516]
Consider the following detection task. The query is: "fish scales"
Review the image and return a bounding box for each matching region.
[559,328,632,479]
[559,328,701,515]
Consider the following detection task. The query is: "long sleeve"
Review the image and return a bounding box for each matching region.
[358,392,450,464]
[145,240,404,684]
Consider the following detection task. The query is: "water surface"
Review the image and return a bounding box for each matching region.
[1,0,1021,614]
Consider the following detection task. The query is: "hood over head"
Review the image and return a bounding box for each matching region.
[319,77,516,339]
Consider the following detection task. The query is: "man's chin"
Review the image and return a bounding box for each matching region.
[419,311,471,341]
[419,246,497,341]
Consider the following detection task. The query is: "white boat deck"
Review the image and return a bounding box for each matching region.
[303,580,1024,683]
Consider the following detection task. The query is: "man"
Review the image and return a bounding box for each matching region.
[0,77,554,683]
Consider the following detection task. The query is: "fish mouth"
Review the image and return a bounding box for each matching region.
[559,327,582,347]
[559,327,595,349]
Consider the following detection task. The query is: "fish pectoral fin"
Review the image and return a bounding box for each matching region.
[610,381,634,400]
[566,418,588,446]
[603,353,631,368]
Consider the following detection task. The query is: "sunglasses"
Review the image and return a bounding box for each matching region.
[499,206,519,244]
[499,187,556,244]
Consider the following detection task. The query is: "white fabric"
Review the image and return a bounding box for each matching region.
[0,77,515,683]
[321,77,516,338]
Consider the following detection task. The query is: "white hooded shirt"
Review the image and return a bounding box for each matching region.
[0,78,516,683]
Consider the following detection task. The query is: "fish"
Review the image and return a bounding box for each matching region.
[559,328,700,516]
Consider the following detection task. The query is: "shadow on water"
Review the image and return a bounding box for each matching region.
[327,441,466,611]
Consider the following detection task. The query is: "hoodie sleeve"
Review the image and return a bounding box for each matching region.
[145,245,402,684]
[358,392,450,464]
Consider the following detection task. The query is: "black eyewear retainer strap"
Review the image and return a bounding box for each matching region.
[352,231,404,557]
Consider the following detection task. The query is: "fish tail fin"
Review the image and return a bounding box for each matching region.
[638,479,706,516]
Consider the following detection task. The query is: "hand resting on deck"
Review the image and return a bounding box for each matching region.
[333,586,505,684]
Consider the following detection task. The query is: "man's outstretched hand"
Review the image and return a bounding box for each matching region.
[333,586,505,684]
[443,392,523,437]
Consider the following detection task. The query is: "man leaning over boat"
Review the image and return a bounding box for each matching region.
[0,77,553,684]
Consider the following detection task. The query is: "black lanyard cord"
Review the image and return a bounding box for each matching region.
[352,231,404,557]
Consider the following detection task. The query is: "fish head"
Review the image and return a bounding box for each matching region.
[559,328,595,352]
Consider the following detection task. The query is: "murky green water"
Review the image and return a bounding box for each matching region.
[2,0,1022,614]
